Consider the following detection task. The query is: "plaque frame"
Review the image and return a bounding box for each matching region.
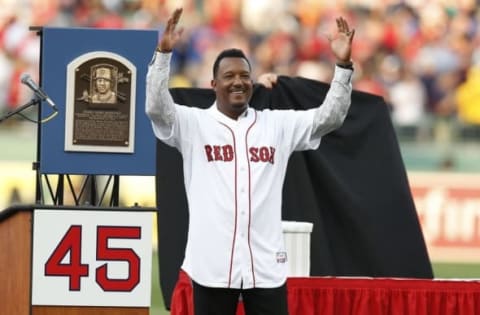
[64,51,136,153]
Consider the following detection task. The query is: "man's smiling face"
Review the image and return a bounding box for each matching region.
[211,57,253,120]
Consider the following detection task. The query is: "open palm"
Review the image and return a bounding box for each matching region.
[158,8,184,52]
[328,17,355,63]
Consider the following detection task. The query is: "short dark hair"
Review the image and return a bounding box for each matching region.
[212,48,251,78]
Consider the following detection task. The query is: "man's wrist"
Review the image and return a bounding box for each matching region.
[156,46,172,53]
[336,60,354,70]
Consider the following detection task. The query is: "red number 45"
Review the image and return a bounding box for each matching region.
[44,225,141,292]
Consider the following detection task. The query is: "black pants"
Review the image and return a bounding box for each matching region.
[192,281,289,315]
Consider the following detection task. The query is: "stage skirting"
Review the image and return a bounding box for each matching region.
[170,270,480,315]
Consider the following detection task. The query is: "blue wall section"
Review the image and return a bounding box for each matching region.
[40,27,158,175]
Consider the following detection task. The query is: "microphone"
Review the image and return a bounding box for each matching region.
[21,73,58,111]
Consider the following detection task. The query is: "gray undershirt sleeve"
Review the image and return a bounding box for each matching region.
[311,66,353,138]
[145,52,176,135]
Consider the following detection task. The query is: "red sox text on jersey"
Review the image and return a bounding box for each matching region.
[204,144,275,164]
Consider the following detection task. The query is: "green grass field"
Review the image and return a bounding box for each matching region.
[149,252,480,315]
[432,262,480,279]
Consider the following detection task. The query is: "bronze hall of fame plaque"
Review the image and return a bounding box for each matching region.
[65,52,136,153]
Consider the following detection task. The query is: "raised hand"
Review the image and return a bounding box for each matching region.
[157,8,184,53]
[327,17,355,64]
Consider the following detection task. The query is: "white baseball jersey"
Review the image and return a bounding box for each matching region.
[146,52,352,289]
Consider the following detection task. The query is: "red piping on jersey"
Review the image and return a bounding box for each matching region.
[245,111,257,287]
[219,122,238,288]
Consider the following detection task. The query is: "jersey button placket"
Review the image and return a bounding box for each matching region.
[236,125,252,287]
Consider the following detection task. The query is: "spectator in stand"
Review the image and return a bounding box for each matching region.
[0,16,40,114]
[388,58,428,141]
[455,57,480,138]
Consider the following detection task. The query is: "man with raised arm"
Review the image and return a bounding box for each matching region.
[146,7,355,315]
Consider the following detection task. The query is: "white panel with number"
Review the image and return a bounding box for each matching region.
[31,209,153,307]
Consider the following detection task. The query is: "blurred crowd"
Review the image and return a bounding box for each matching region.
[1,0,480,143]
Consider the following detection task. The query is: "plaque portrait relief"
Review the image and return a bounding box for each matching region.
[91,64,118,105]
[65,52,136,153]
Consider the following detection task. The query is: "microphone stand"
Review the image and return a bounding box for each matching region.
[0,97,40,123]
[0,96,58,124]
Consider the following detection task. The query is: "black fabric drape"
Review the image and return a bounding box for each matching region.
[155,76,433,309]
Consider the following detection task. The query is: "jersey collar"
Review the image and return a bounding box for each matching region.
[209,102,253,127]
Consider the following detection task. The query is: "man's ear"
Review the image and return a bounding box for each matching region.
[211,79,216,90]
